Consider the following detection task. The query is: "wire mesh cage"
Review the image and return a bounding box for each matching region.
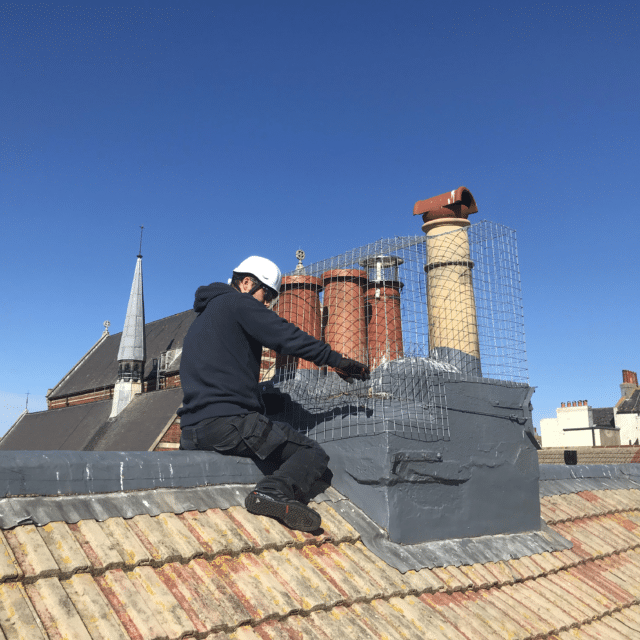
[260,220,527,443]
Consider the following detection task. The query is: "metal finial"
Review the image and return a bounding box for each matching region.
[295,249,305,272]
[25,391,29,413]
[138,226,144,258]
[103,320,111,336]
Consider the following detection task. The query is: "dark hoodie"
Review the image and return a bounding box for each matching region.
[178,283,342,428]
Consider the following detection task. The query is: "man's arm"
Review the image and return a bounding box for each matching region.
[237,297,369,380]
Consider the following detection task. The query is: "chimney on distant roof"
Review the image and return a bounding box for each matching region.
[620,369,638,400]
[110,239,146,419]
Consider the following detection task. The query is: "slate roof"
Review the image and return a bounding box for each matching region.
[1,470,640,638]
[0,400,113,451]
[618,389,640,415]
[0,388,182,452]
[49,310,195,399]
[592,407,615,428]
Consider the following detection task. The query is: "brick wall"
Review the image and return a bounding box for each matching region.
[47,387,113,409]
[154,416,181,451]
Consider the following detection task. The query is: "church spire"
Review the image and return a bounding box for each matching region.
[110,229,147,418]
[116,252,146,364]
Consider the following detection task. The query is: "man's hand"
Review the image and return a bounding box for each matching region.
[334,357,371,383]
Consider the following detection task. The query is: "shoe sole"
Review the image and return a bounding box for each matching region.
[245,492,321,532]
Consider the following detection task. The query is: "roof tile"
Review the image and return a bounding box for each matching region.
[514,581,582,629]
[386,594,470,640]
[277,614,332,640]
[68,520,124,571]
[600,614,640,640]
[0,581,47,640]
[307,606,381,640]
[313,503,360,543]
[209,553,298,621]
[420,591,506,639]
[480,586,551,637]
[38,522,90,576]
[0,532,22,583]
[612,608,640,633]
[259,546,342,611]
[562,565,624,611]
[4,526,59,581]
[178,509,251,558]
[529,576,599,622]
[552,522,604,559]
[98,518,152,568]
[187,557,252,628]
[340,541,434,596]
[127,565,195,639]
[458,563,498,589]
[223,506,298,550]
[302,542,384,602]
[482,560,518,586]
[95,568,169,640]
[367,598,430,640]
[61,573,129,640]
[25,577,93,640]
[156,561,227,634]
[127,513,202,564]
[430,566,473,592]
[453,590,531,640]
[349,601,412,640]
[588,617,636,640]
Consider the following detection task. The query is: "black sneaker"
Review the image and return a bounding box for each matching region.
[245,489,321,532]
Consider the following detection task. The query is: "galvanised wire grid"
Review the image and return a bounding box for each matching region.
[260,220,527,442]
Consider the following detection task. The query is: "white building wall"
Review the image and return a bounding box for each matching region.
[540,406,594,448]
[615,411,640,445]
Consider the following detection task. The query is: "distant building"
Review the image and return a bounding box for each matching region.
[1,253,194,452]
[540,370,640,448]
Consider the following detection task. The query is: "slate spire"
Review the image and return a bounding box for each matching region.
[117,254,146,363]
[110,237,147,419]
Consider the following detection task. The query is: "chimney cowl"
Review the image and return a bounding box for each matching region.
[413,186,478,223]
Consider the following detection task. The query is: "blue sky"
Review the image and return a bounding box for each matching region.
[1,1,638,435]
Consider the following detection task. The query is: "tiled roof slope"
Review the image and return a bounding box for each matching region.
[50,310,195,399]
[2,486,640,638]
[539,447,640,465]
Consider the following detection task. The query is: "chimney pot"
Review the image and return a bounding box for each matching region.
[572,401,576,407]
[561,402,565,408]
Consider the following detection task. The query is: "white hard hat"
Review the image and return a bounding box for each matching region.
[233,256,282,296]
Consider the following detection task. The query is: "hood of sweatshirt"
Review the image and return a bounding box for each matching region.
[193,282,235,313]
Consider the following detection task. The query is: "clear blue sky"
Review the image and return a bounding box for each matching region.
[1,1,638,435]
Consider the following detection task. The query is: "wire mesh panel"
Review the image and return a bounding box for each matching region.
[260,220,527,442]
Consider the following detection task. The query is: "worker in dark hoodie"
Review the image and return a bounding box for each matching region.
[178,256,370,532]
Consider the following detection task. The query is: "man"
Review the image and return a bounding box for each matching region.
[179,256,369,532]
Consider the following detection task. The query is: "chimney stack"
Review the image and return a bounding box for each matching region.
[275,274,323,373]
[414,187,481,376]
[620,370,638,400]
[359,255,404,369]
[322,269,368,365]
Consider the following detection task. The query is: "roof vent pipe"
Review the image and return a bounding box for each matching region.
[414,187,481,377]
[359,255,404,369]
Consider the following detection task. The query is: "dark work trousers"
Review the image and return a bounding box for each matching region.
[179,413,329,500]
